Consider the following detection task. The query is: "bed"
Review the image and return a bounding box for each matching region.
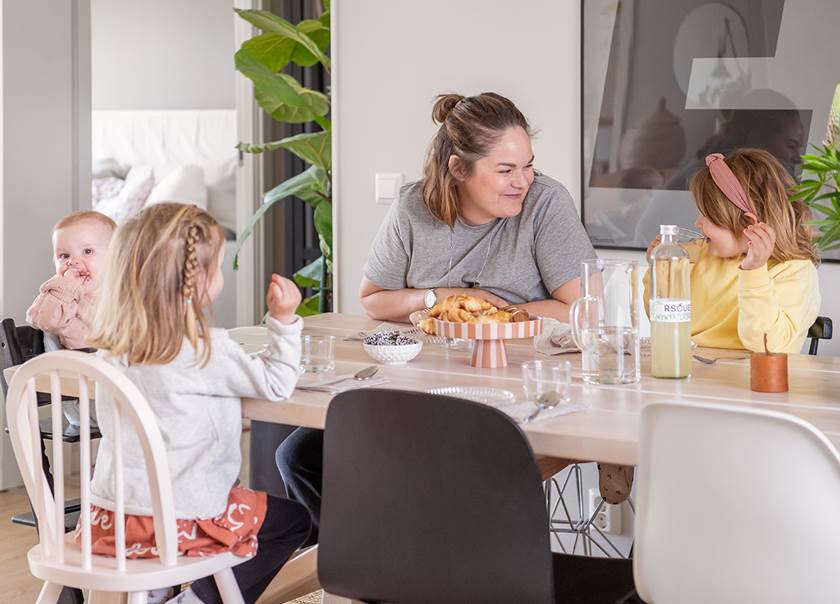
[91,109,238,326]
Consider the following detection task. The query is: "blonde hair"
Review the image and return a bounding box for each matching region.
[54,210,117,233]
[422,92,532,227]
[690,147,818,265]
[89,203,224,366]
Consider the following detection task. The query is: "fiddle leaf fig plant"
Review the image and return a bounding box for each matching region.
[790,84,840,251]
[233,5,332,316]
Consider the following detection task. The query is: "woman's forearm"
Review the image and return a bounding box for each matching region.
[518,299,571,322]
[360,288,427,323]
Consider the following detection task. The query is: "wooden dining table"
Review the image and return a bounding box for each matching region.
[241,312,840,467]
[6,312,840,603]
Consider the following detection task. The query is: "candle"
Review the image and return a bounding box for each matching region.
[750,334,788,393]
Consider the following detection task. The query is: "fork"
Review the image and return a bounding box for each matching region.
[693,354,749,365]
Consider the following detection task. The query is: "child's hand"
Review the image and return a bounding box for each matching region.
[62,266,85,282]
[266,274,302,324]
[646,235,662,262]
[741,222,776,270]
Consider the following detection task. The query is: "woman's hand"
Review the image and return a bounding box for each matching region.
[741,222,776,271]
[436,287,508,308]
[266,274,302,324]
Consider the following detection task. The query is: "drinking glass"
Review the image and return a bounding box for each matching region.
[301,335,336,373]
[569,259,641,385]
[521,360,572,403]
[676,227,706,263]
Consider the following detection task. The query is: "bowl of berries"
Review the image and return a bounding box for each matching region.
[362,330,423,364]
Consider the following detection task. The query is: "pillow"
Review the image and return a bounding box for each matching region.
[93,165,154,224]
[92,157,129,179]
[145,165,208,210]
[204,157,237,232]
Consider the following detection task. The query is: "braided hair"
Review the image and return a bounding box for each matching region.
[89,203,224,366]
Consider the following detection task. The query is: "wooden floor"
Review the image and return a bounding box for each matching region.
[0,427,322,603]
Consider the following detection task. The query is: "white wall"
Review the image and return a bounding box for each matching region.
[1,0,91,489]
[333,0,840,356]
[91,0,235,110]
[332,0,580,312]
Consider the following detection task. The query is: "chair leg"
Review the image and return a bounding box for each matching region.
[127,592,148,604]
[36,582,64,604]
[213,567,245,604]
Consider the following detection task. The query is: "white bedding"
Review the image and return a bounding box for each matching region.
[91,109,237,231]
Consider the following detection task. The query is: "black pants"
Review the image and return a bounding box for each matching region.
[275,427,323,546]
[191,495,311,604]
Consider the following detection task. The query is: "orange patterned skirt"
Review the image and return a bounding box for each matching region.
[74,486,267,558]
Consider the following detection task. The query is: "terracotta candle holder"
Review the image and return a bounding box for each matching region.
[750,334,788,393]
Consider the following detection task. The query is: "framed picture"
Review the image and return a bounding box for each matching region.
[581,0,839,261]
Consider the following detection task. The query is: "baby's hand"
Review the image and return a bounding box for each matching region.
[741,222,776,271]
[62,266,84,281]
[266,274,302,324]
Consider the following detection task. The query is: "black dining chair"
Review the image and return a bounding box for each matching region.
[318,388,636,604]
[808,316,833,355]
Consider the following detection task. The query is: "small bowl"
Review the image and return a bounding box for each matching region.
[363,341,423,364]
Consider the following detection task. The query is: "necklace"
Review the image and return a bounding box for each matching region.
[445,217,508,288]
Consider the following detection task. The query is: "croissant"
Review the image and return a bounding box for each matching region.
[425,295,529,325]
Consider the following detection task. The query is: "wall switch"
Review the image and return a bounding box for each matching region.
[588,488,622,534]
[375,172,402,205]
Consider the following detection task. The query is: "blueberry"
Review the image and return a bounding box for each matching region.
[363,330,419,346]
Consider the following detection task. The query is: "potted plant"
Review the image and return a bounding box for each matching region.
[790,84,840,252]
[233,3,332,315]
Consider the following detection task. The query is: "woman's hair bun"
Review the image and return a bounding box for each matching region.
[431,93,465,124]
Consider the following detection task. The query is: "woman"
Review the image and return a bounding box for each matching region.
[360,92,595,321]
[277,92,607,545]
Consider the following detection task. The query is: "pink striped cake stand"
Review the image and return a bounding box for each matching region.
[432,317,543,368]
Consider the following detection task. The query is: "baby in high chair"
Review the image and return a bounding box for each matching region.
[27,210,116,426]
[27,210,116,349]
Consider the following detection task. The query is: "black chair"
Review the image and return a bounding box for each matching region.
[808,316,833,355]
[1,318,100,530]
[319,389,636,604]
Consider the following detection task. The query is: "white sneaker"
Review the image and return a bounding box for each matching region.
[165,587,204,604]
[146,587,173,604]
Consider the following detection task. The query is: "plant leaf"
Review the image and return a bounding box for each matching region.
[293,256,324,289]
[298,293,322,316]
[257,73,330,124]
[291,20,330,67]
[237,130,331,171]
[233,166,326,269]
[236,49,314,112]
[240,33,295,72]
[314,199,333,249]
[234,9,330,71]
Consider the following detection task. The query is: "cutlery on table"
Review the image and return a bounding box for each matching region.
[316,365,379,387]
[522,391,562,424]
[693,354,749,365]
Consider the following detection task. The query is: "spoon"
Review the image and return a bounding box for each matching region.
[319,365,379,386]
[693,354,749,365]
[522,391,562,424]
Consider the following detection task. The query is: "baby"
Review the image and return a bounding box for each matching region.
[27,210,117,350]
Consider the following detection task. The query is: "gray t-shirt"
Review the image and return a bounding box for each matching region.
[363,174,596,304]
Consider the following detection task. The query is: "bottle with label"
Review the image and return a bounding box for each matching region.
[650,224,692,378]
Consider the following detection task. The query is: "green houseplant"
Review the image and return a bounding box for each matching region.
[233,4,332,315]
[790,84,840,252]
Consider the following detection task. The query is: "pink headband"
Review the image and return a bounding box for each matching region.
[705,153,756,216]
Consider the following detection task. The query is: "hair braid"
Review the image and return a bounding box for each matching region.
[182,223,201,347]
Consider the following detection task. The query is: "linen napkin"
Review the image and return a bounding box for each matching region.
[495,399,590,424]
[534,318,579,355]
[296,373,389,394]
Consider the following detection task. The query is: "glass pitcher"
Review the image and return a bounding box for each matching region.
[569,259,641,385]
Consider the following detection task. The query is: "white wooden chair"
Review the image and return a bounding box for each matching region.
[6,350,247,604]
[634,402,840,603]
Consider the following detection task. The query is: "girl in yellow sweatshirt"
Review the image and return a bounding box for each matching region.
[645,148,821,354]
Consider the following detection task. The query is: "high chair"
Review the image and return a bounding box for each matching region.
[6,350,247,604]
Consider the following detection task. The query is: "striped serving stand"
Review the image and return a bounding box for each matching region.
[432,318,543,368]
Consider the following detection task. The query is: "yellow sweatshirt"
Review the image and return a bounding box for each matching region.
[644,242,821,354]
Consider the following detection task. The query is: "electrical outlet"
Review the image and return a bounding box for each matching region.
[588,488,622,534]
